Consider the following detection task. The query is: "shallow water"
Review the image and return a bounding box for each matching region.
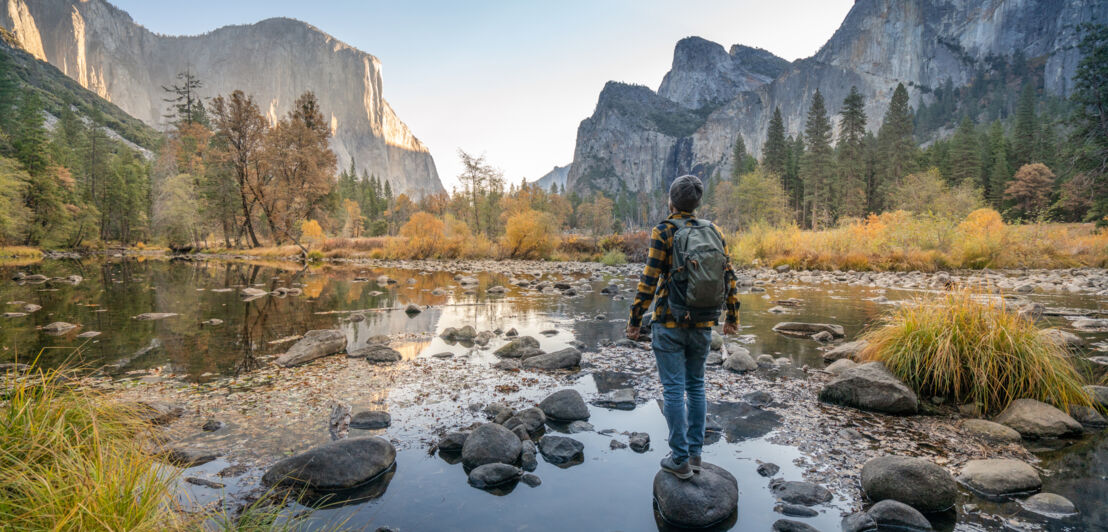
[2,257,1107,531]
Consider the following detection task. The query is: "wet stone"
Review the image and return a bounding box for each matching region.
[653,462,738,529]
[350,410,391,430]
[276,329,347,367]
[629,432,650,453]
[993,399,1082,439]
[461,423,521,469]
[819,361,919,415]
[503,406,546,435]
[1021,492,1077,516]
[757,462,781,477]
[185,477,225,489]
[770,479,832,506]
[201,419,224,432]
[262,436,396,491]
[593,388,635,410]
[217,465,248,478]
[861,455,957,513]
[610,439,628,450]
[520,440,538,472]
[494,336,540,358]
[467,463,522,489]
[521,473,542,487]
[162,447,221,467]
[775,503,819,517]
[352,345,403,363]
[771,519,820,532]
[538,389,590,421]
[841,512,877,532]
[538,435,584,466]
[867,499,932,531]
[961,419,1022,443]
[438,431,469,451]
[958,459,1042,496]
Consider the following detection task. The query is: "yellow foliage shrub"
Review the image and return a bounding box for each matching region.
[299,219,326,251]
[502,209,557,259]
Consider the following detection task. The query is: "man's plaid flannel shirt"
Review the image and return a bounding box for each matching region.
[628,212,740,329]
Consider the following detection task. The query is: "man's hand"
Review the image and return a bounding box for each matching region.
[722,322,738,336]
[625,324,640,341]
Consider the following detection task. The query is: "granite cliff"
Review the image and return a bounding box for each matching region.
[567,0,1107,206]
[0,0,443,196]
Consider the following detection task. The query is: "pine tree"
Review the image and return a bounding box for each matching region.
[949,116,981,185]
[0,51,20,140]
[162,67,207,127]
[801,90,833,228]
[837,86,867,218]
[875,83,917,211]
[1013,84,1037,168]
[1068,23,1108,223]
[730,135,755,181]
[786,134,804,220]
[763,107,788,179]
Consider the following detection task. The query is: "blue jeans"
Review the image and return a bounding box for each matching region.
[652,323,710,463]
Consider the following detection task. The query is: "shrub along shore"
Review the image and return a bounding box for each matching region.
[8,208,1107,271]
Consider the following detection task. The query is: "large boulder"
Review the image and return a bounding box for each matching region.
[867,500,932,531]
[262,436,395,490]
[1021,493,1077,516]
[522,348,582,370]
[467,463,522,489]
[276,330,347,367]
[653,462,738,529]
[773,322,845,338]
[538,389,590,421]
[350,410,391,430]
[861,455,957,513]
[993,399,1082,439]
[819,362,918,415]
[823,340,868,361]
[537,435,584,465]
[494,336,540,358]
[722,346,757,372]
[958,459,1041,496]
[349,344,402,363]
[461,423,521,469]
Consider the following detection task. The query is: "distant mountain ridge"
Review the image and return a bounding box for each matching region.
[0,0,444,196]
[533,164,569,191]
[566,0,1107,213]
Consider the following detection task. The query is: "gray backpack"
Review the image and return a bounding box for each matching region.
[663,218,729,324]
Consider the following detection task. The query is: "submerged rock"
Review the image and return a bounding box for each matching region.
[771,519,820,532]
[861,455,957,513]
[467,463,522,489]
[770,479,832,506]
[958,459,1041,496]
[772,322,845,338]
[437,431,469,451]
[276,329,347,367]
[350,410,391,430]
[162,447,220,467]
[461,423,521,469]
[42,322,78,335]
[132,312,179,321]
[1021,492,1077,516]
[593,388,636,410]
[538,435,584,465]
[653,462,737,529]
[819,362,918,415]
[993,399,1082,439]
[538,389,590,421]
[629,432,650,453]
[352,345,403,363]
[521,348,581,370]
[262,436,395,491]
[867,499,932,531]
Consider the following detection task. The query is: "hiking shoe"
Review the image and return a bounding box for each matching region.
[689,455,702,473]
[660,455,693,480]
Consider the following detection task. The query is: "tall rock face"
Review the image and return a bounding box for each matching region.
[567,0,1106,204]
[0,0,443,196]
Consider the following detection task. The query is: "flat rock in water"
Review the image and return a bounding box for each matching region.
[629,432,650,452]
[521,347,581,370]
[825,358,857,375]
[240,287,268,300]
[1021,492,1077,516]
[262,436,395,491]
[861,455,957,513]
[961,419,1021,443]
[867,499,932,531]
[76,331,101,338]
[993,399,1082,439]
[461,423,521,469]
[757,462,780,477]
[352,345,403,363]
[276,329,347,367]
[773,322,845,338]
[350,410,391,430]
[467,463,522,489]
[770,479,832,506]
[593,388,635,410]
[819,362,918,415]
[538,389,590,421]
[162,447,221,467]
[775,503,818,517]
[653,462,738,529]
[521,473,541,487]
[494,336,540,358]
[538,435,584,465]
[823,339,868,361]
[42,322,78,335]
[772,519,820,532]
[132,312,179,321]
[958,459,1041,496]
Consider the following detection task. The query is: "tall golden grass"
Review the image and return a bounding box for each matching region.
[731,209,1108,271]
[859,290,1095,414]
[0,245,43,266]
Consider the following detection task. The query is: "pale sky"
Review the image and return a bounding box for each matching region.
[110,0,855,192]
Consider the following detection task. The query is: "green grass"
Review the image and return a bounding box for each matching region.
[0,362,182,530]
[599,249,627,266]
[859,290,1095,414]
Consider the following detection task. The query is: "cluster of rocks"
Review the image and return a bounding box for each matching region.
[738,267,1108,296]
[240,285,303,302]
[10,272,83,286]
[274,329,405,367]
[437,389,599,492]
[492,335,583,371]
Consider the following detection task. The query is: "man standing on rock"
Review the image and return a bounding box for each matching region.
[626,174,740,480]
